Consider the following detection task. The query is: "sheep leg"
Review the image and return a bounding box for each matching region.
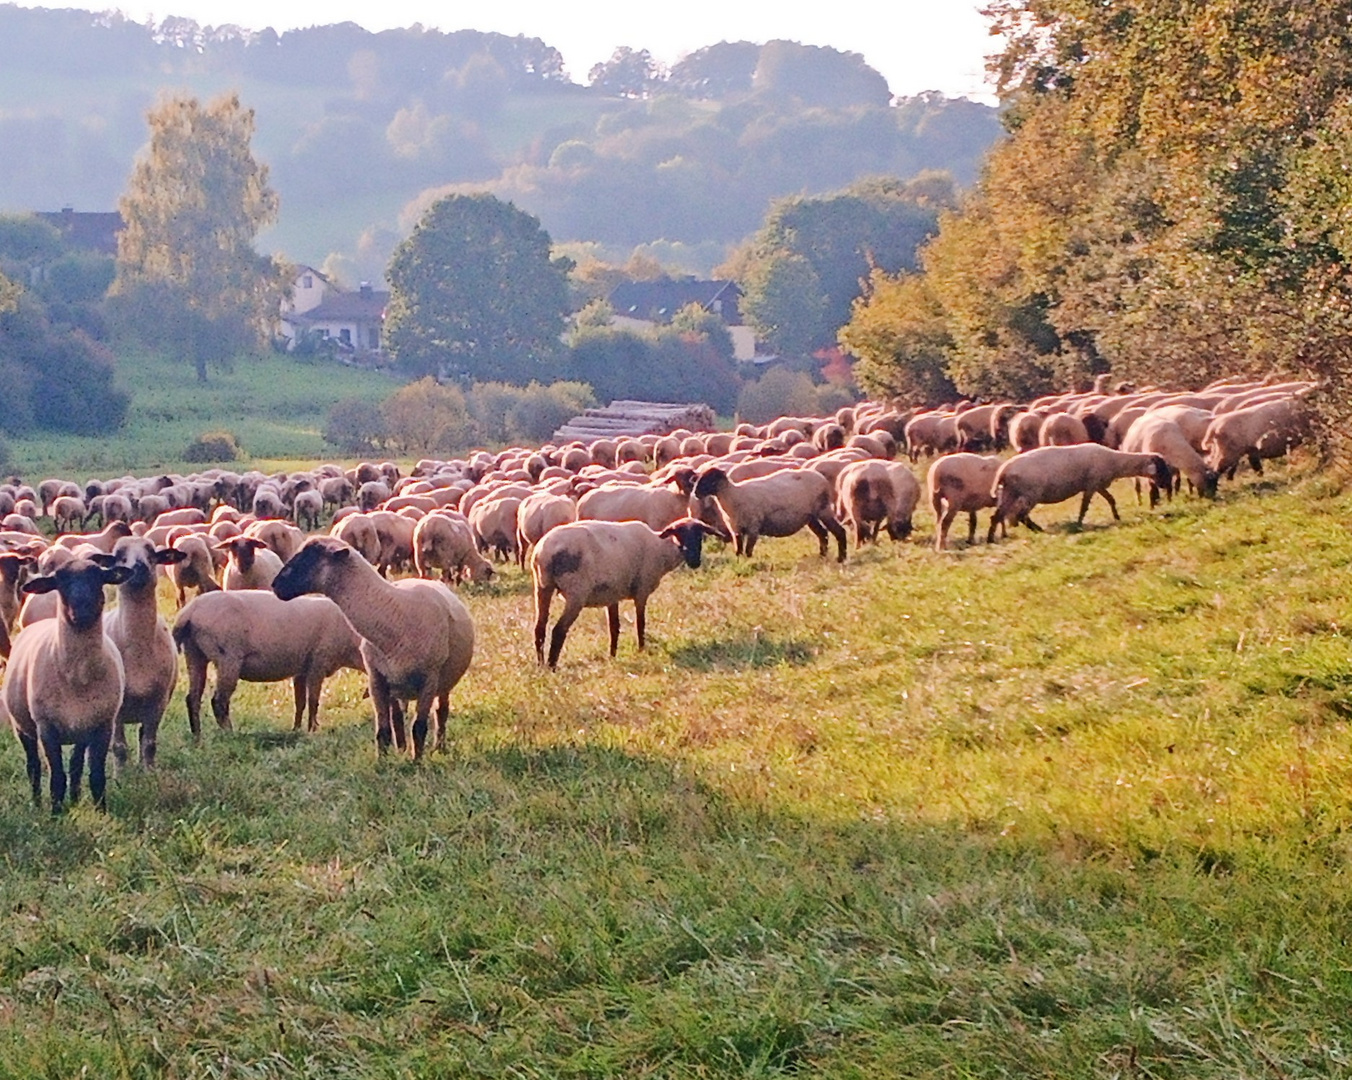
[87,726,111,811]
[825,515,849,563]
[433,691,450,754]
[138,717,159,769]
[1098,487,1120,521]
[1020,512,1043,533]
[986,507,1004,544]
[964,509,977,545]
[368,670,395,754]
[1076,490,1095,524]
[547,596,585,670]
[533,582,556,665]
[211,663,239,731]
[635,597,648,651]
[110,717,129,771]
[806,518,830,557]
[291,675,306,731]
[607,604,621,658]
[306,676,323,733]
[184,647,209,742]
[18,729,41,806]
[390,698,408,752]
[39,727,67,813]
[410,686,436,761]
[1248,451,1263,475]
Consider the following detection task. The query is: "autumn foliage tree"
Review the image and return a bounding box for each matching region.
[111,94,283,382]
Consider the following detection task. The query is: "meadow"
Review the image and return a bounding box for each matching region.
[1,460,1351,1076]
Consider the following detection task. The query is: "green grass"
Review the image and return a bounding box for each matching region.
[7,349,398,477]
[4,462,1352,1076]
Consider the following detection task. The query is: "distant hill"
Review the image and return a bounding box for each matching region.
[0,6,1003,279]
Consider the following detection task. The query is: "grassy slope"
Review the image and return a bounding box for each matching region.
[7,349,398,477]
[2,463,1352,1076]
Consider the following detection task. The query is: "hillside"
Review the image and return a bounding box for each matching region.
[1,461,1349,1075]
[0,6,1002,280]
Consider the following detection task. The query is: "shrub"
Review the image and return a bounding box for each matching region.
[323,397,388,454]
[381,377,478,457]
[503,381,596,444]
[736,367,824,424]
[183,430,242,463]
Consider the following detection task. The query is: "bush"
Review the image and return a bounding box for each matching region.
[566,323,742,413]
[502,380,596,444]
[183,430,242,463]
[323,397,388,454]
[381,377,478,457]
[736,366,826,424]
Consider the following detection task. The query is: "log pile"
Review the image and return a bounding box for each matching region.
[552,400,716,443]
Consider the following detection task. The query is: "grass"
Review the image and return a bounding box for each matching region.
[6,349,397,477]
[4,461,1352,1075]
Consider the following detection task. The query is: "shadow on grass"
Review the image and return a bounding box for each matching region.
[668,632,817,671]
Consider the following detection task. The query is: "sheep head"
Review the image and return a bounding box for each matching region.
[273,536,353,601]
[692,469,729,500]
[659,518,723,569]
[93,537,188,590]
[23,558,131,630]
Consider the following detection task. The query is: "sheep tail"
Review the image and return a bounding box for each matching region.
[171,615,192,654]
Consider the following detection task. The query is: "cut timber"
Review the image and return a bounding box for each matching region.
[553,400,715,443]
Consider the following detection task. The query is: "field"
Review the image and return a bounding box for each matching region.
[6,350,397,478]
[2,461,1351,1076]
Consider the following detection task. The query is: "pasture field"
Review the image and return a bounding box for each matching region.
[6,350,396,478]
[3,462,1352,1076]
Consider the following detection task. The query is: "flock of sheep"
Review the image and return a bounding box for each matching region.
[0,372,1313,812]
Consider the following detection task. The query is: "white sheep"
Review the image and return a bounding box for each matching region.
[926,453,1004,551]
[93,537,187,768]
[1120,413,1218,502]
[988,444,1172,540]
[692,467,848,562]
[531,518,719,668]
[412,513,494,584]
[1201,397,1312,479]
[169,534,221,607]
[173,590,364,736]
[218,536,284,591]
[4,558,132,810]
[273,537,475,759]
[835,459,920,544]
[515,492,578,568]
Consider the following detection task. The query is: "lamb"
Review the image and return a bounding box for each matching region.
[412,513,495,584]
[173,591,364,736]
[273,537,475,759]
[3,558,131,811]
[926,453,1004,550]
[988,444,1172,540]
[835,460,920,544]
[218,536,285,591]
[93,537,187,768]
[531,518,718,668]
[693,467,848,562]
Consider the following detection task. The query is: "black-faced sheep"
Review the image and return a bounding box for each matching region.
[692,467,848,562]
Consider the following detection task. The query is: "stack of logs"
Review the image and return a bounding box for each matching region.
[552,400,716,443]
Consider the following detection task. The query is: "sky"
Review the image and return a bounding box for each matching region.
[33,0,1000,101]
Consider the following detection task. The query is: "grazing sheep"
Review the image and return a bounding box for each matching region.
[50,495,86,532]
[1008,411,1046,453]
[4,558,131,811]
[988,444,1172,540]
[1120,414,1218,502]
[927,453,1005,551]
[1039,413,1091,446]
[467,495,522,563]
[693,467,848,562]
[173,591,364,736]
[904,412,960,461]
[293,489,324,531]
[244,519,306,563]
[330,513,383,566]
[1202,397,1312,479]
[273,537,475,759]
[515,492,578,568]
[218,537,285,591]
[835,460,920,544]
[531,518,718,668]
[413,513,494,584]
[94,537,187,768]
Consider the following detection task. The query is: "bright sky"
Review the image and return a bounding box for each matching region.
[58,1,999,101]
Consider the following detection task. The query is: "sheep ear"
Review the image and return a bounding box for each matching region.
[154,547,189,565]
[21,575,57,596]
[103,566,134,586]
[89,553,117,569]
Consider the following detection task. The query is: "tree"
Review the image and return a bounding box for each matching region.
[740,252,827,360]
[588,46,660,97]
[385,193,573,383]
[840,270,958,405]
[111,93,282,382]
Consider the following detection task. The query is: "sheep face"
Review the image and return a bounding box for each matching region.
[659,519,720,569]
[23,560,131,630]
[95,538,188,590]
[1201,469,1220,498]
[218,537,267,571]
[1148,454,1172,490]
[692,469,729,500]
[273,538,351,601]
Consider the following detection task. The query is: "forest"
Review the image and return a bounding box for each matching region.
[0,6,1001,281]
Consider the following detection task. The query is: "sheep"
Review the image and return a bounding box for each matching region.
[367,510,417,576]
[1201,397,1312,479]
[1008,411,1046,453]
[1039,412,1091,446]
[927,453,1005,551]
[93,537,187,768]
[515,492,578,568]
[0,550,32,632]
[576,476,693,532]
[245,519,306,563]
[467,494,522,563]
[835,460,920,544]
[50,495,86,532]
[1120,414,1218,502]
[531,518,718,668]
[169,534,220,607]
[413,513,494,584]
[988,444,1172,540]
[173,591,365,737]
[4,558,131,811]
[273,536,476,759]
[330,512,383,566]
[693,467,848,562]
[904,412,960,460]
[218,536,285,591]
[53,520,133,553]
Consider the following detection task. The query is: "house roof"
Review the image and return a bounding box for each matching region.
[35,209,123,255]
[297,287,390,322]
[608,279,742,323]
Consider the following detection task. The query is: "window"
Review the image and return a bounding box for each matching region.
[339,328,352,346]
[368,328,380,350]
[301,275,313,289]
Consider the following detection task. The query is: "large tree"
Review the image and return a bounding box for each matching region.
[385,193,572,383]
[111,93,281,382]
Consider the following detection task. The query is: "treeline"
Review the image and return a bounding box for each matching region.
[843,1,1352,418]
[0,6,1001,276]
